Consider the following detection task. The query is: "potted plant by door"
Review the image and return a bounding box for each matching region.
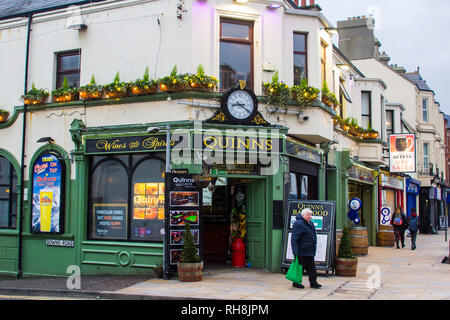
[335,225,358,276]
[177,222,203,282]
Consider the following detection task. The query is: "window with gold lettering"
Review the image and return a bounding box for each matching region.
[88,153,165,242]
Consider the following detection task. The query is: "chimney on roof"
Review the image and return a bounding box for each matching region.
[337,15,376,60]
[378,51,391,66]
[391,64,406,74]
[299,0,321,11]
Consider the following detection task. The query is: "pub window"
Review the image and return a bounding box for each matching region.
[422,98,428,122]
[320,41,327,87]
[361,91,372,129]
[0,156,17,229]
[289,172,316,200]
[88,154,165,242]
[220,18,254,91]
[386,110,394,137]
[293,33,307,85]
[31,151,66,234]
[56,50,81,89]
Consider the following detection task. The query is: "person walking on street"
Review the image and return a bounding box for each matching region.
[291,208,321,289]
[391,207,408,249]
[408,208,420,250]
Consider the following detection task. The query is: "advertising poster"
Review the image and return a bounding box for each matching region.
[164,172,202,278]
[93,204,127,239]
[389,134,416,173]
[282,200,336,274]
[31,153,64,233]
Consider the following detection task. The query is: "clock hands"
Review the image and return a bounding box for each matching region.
[232,101,251,113]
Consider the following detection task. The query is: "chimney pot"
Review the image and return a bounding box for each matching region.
[301,0,306,6]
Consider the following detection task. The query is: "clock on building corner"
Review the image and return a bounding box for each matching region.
[206,81,270,126]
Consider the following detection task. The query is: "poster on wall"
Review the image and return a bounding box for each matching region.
[31,153,64,234]
[389,134,416,173]
[93,204,128,239]
[281,200,336,275]
[164,172,202,278]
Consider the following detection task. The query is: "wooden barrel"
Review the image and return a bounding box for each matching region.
[335,257,357,277]
[377,224,394,247]
[349,226,368,256]
[335,229,343,256]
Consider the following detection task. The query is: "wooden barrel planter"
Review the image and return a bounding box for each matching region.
[377,225,395,247]
[335,257,358,277]
[335,229,343,256]
[177,261,203,282]
[349,226,369,256]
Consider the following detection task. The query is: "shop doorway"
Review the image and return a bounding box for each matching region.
[202,178,265,268]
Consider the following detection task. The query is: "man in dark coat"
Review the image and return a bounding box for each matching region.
[291,208,321,289]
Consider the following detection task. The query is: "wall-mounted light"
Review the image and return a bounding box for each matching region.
[66,6,87,30]
[147,127,160,134]
[337,63,350,71]
[234,0,249,4]
[37,137,55,144]
[267,3,283,9]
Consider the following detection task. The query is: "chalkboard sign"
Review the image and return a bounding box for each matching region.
[93,204,128,239]
[281,200,336,276]
[164,172,203,278]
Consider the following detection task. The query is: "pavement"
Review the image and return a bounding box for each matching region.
[0,231,449,300]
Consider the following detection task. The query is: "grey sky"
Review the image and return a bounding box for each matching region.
[318,0,450,115]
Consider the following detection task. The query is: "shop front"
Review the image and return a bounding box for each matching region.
[379,171,405,226]
[405,177,421,217]
[347,163,377,245]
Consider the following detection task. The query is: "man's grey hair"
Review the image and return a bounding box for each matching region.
[301,208,313,216]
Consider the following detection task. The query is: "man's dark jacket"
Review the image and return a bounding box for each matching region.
[291,214,317,257]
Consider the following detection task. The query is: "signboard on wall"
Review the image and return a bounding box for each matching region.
[164,172,203,278]
[281,200,336,275]
[389,134,416,173]
[92,204,128,239]
[31,153,64,234]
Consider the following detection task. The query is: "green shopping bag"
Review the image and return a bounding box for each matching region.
[285,256,303,284]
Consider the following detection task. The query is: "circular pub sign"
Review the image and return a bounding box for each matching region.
[349,197,362,211]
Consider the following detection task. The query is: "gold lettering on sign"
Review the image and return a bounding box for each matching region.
[142,137,166,150]
[96,139,127,151]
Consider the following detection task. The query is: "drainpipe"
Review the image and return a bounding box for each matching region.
[17,14,33,279]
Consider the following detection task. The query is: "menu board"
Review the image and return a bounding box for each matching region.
[131,182,165,241]
[93,204,127,239]
[281,200,336,275]
[31,153,65,234]
[164,172,202,278]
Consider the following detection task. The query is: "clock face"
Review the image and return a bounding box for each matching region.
[226,90,254,120]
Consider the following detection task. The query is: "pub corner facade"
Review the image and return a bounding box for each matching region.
[0,0,387,277]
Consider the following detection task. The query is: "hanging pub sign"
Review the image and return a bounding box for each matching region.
[281,200,336,276]
[389,133,416,173]
[164,172,203,278]
[85,134,185,154]
[31,152,65,234]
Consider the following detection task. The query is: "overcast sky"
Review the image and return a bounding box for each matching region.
[317,0,450,115]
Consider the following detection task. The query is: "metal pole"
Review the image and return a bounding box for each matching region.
[163,124,171,280]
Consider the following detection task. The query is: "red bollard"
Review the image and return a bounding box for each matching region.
[231,238,245,268]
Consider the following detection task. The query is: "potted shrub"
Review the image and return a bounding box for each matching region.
[177,222,203,282]
[153,261,164,279]
[52,77,78,103]
[159,65,189,92]
[21,83,49,105]
[291,78,320,107]
[0,109,9,123]
[262,71,291,111]
[104,72,129,99]
[130,67,158,96]
[79,75,104,100]
[188,64,218,92]
[335,225,358,276]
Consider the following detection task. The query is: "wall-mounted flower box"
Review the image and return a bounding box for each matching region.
[0,110,9,122]
[130,67,158,96]
[21,84,49,105]
[52,77,79,103]
[79,75,104,100]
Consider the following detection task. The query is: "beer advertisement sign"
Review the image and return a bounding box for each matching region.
[31,153,64,234]
[389,134,416,173]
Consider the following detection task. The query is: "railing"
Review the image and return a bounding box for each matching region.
[417,163,434,176]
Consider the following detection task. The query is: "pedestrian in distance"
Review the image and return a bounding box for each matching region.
[408,208,420,250]
[391,207,408,249]
[291,208,322,289]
